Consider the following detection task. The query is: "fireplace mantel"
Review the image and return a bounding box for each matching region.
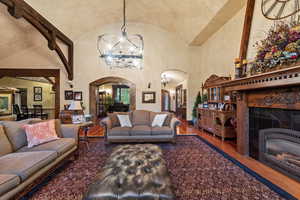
[221,66,300,155]
[224,66,300,92]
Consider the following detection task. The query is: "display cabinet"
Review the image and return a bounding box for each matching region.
[197,74,237,140]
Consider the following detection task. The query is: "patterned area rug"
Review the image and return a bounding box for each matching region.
[25,136,291,200]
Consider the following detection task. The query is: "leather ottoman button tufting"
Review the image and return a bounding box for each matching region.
[83,144,174,200]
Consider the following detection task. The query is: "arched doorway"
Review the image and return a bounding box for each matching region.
[89,77,136,121]
[161,69,188,119]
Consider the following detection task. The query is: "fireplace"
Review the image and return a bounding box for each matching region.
[259,128,300,182]
[222,66,300,182]
[249,107,300,159]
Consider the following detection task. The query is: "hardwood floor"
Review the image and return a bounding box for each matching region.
[81,120,300,199]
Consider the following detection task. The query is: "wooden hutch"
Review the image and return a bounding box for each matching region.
[197,75,237,141]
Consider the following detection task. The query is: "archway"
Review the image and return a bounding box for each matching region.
[161,69,188,119]
[89,76,136,121]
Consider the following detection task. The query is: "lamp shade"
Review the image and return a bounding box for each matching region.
[69,101,82,111]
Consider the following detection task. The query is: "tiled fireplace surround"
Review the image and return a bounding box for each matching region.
[223,67,300,182]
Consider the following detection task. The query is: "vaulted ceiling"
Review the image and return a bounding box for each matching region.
[0,0,246,63]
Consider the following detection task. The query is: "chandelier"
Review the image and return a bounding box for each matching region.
[161,74,170,88]
[97,0,144,69]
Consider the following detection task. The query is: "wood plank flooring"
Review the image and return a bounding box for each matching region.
[81,120,300,199]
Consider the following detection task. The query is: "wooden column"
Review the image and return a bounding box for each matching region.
[236,92,249,155]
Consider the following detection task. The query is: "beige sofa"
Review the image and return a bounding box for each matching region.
[0,119,79,200]
[101,110,181,143]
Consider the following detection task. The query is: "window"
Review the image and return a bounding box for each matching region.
[114,86,130,104]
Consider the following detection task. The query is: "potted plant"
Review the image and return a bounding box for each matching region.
[192,92,202,126]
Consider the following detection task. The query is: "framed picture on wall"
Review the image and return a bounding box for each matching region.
[34,94,42,101]
[142,91,156,104]
[65,90,73,100]
[33,87,42,102]
[0,93,12,115]
[34,87,42,94]
[74,92,83,101]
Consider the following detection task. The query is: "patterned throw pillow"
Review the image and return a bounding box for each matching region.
[23,120,59,148]
[151,114,168,127]
[117,115,132,128]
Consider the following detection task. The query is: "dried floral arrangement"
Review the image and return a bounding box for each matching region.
[250,21,300,75]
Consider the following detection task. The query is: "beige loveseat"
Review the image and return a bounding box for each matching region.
[100,110,181,143]
[0,119,79,200]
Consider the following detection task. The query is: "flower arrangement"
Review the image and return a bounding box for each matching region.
[250,21,300,75]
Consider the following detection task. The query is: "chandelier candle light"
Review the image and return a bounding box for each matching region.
[97,0,144,69]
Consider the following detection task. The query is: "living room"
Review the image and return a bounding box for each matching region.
[1,0,300,199]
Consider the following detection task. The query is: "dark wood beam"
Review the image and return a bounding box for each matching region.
[239,0,256,60]
[44,77,56,91]
[0,0,74,80]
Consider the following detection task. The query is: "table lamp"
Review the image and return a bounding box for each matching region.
[69,101,84,124]
[69,101,82,112]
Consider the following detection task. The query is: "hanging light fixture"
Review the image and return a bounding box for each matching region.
[97,0,144,69]
[161,74,170,88]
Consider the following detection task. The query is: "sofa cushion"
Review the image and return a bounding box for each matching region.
[0,151,57,181]
[30,119,63,138]
[17,138,76,156]
[1,120,31,151]
[132,110,150,126]
[151,127,173,135]
[0,174,20,196]
[0,125,13,157]
[130,125,151,136]
[150,112,173,126]
[109,127,131,136]
[23,120,59,148]
[151,114,168,127]
[117,115,132,127]
[108,112,132,128]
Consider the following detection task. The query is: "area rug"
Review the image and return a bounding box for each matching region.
[24,136,295,200]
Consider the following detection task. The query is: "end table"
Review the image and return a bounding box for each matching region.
[76,121,94,150]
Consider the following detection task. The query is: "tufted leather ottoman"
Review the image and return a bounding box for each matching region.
[83,144,174,200]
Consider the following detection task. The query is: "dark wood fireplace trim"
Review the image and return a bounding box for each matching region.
[221,66,300,155]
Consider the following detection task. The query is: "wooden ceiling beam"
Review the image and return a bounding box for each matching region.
[0,0,74,80]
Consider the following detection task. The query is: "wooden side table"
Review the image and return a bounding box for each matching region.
[76,121,94,150]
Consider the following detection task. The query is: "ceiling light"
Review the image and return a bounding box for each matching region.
[97,0,144,69]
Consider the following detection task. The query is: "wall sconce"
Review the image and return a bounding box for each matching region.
[148,82,151,89]
[67,80,73,88]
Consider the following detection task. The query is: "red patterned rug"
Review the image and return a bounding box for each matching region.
[25,136,292,200]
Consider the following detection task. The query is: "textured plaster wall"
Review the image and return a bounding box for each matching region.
[73,23,191,113]
[0,22,191,116]
[0,3,249,120]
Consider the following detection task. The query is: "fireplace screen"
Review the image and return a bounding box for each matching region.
[259,128,300,182]
[249,107,300,159]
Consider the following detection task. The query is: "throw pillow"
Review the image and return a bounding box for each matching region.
[29,119,63,138]
[117,115,132,127]
[23,120,59,148]
[151,114,168,127]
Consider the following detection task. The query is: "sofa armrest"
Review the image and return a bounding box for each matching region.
[61,124,79,143]
[170,117,181,135]
[100,117,112,140]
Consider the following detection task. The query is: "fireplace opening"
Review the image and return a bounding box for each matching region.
[249,107,300,182]
[259,129,300,182]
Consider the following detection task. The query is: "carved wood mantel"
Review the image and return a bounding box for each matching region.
[222,66,300,155]
[0,0,74,80]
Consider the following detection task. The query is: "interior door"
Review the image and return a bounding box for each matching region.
[161,89,170,112]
